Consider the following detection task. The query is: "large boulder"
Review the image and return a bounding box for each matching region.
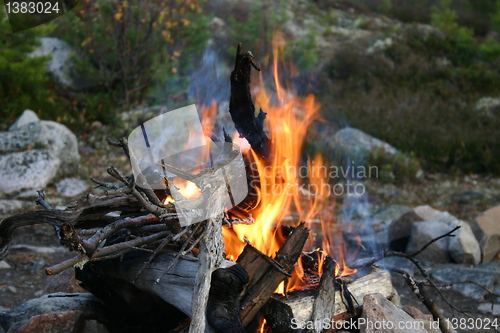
[475,205,500,262]
[413,205,457,224]
[388,210,423,252]
[29,37,95,90]
[429,263,500,299]
[0,110,80,194]
[0,150,62,195]
[448,220,481,265]
[56,178,89,198]
[0,199,34,215]
[332,128,398,157]
[406,221,451,263]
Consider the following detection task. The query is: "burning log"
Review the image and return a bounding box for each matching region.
[310,256,337,333]
[73,221,310,332]
[261,267,397,332]
[229,43,269,159]
[237,222,310,326]
[75,249,248,333]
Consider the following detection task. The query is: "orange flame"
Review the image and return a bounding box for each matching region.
[222,33,324,291]
[202,33,356,293]
[259,319,267,333]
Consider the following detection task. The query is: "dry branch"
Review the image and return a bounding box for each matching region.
[230,43,269,159]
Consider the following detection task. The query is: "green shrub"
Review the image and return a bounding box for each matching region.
[479,37,500,62]
[52,0,210,122]
[0,11,62,125]
[226,1,289,60]
[376,0,393,16]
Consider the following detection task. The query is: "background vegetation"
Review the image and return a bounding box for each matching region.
[1,0,499,175]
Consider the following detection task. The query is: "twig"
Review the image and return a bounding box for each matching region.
[156,223,203,283]
[90,178,122,191]
[134,233,174,282]
[35,190,52,210]
[356,226,472,317]
[81,214,161,256]
[392,269,456,333]
[407,226,460,258]
[46,231,168,275]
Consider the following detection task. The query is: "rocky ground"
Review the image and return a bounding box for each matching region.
[1,110,499,332]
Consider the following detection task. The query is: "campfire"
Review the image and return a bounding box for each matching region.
[0,39,464,333]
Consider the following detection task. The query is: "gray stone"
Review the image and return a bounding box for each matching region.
[347,204,398,252]
[360,293,428,333]
[0,293,110,333]
[371,205,412,224]
[332,128,398,156]
[0,199,34,214]
[0,111,80,194]
[406,221,451,263]
[448,220,481,265]
[0,261,11,269]
[375,256,414,275]
[9,109,39,131]
[389,210,423,252]
[10,245,66,254]
[475,96,500,118]
[29,37,95,90]
[0,116,45,154]
[0,150,61,194]
[476,205,500,262]
[429,264,500,300]
[36,120,80,163]
[56,178,89,198]
[450,190,485,205]
[14,189,39,199]
[6,286,17,293]
[413,205,457,224]
[1,110,80,162]
[478,303,500,316]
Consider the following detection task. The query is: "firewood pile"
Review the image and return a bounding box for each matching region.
[0,44,493,333]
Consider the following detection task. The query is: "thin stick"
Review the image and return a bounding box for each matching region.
[407,226,460,258]
[392,269,455,333]
[46,231,168,275]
